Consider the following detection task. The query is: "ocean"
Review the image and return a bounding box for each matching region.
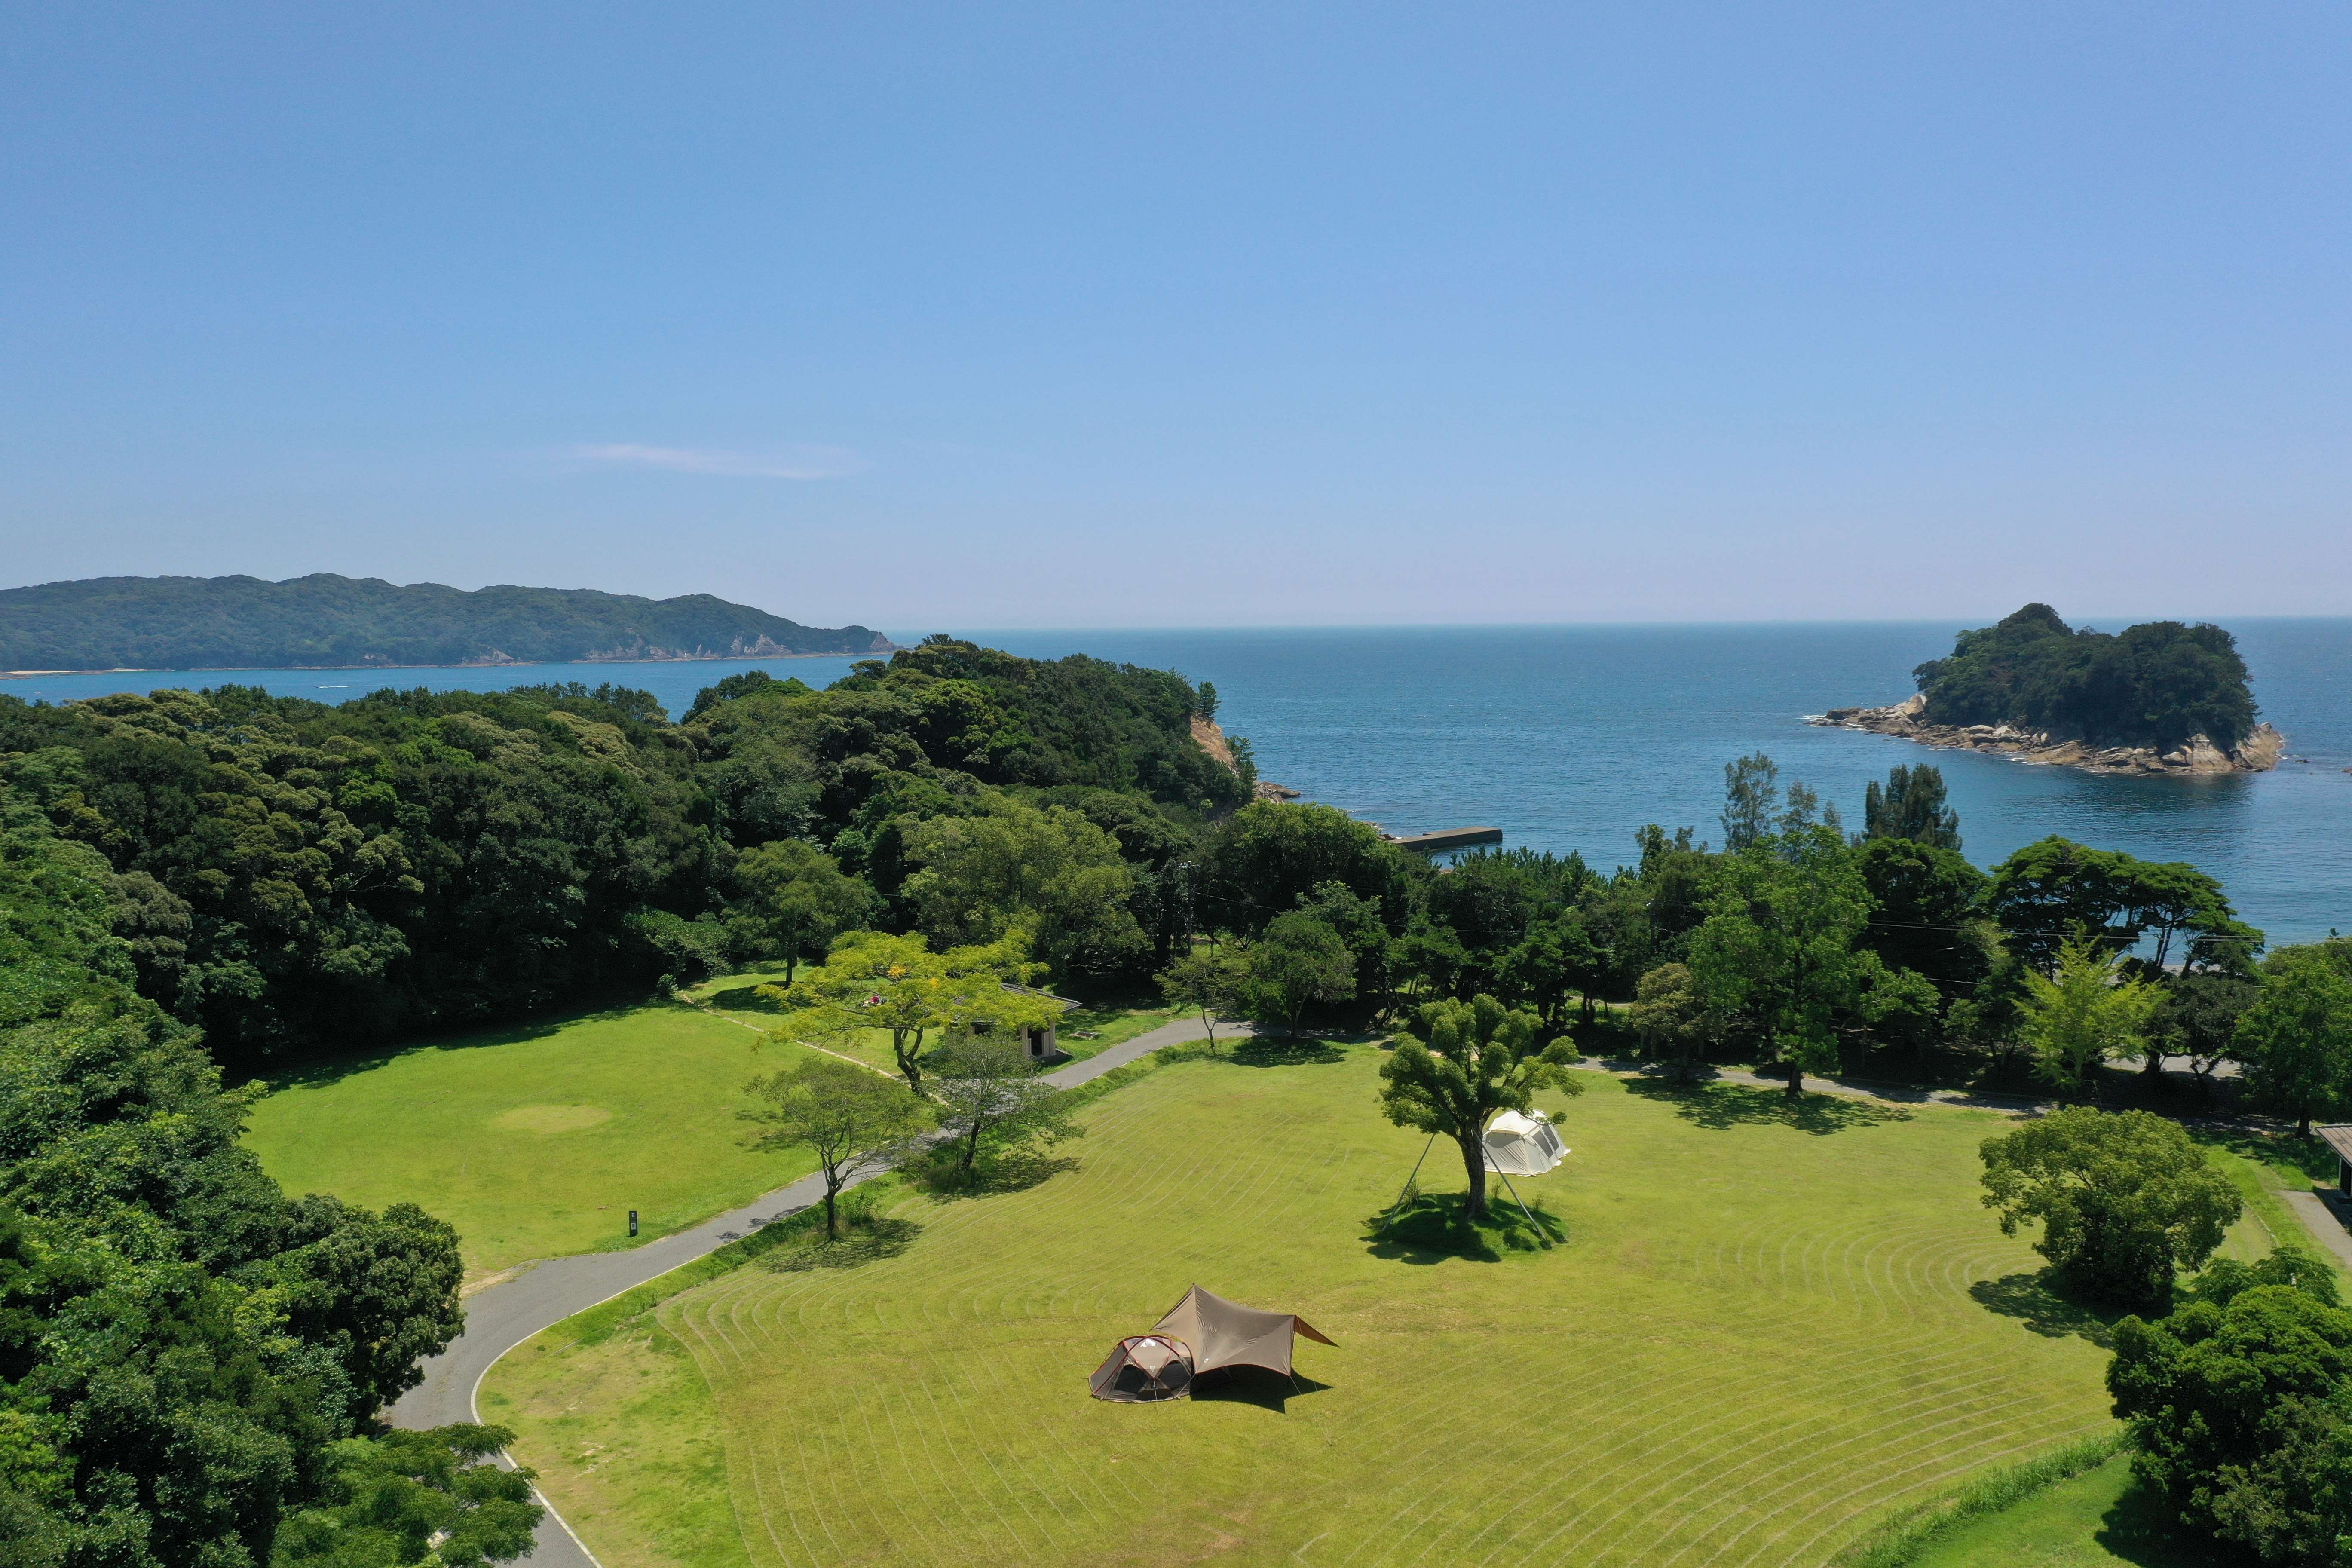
[7,620,2348,945]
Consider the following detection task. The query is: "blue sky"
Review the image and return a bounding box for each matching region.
[3,4,2346,630]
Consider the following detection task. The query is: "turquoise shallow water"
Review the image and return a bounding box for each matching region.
[7,620,2348,944]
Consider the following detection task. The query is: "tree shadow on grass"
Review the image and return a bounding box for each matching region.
[762,1214,923,1272]
[1622,1077,1912,1135]
[247,999,705,1093]
[1967,1270,2124,1348]
[704,981,788,1016]
[2097,1471,2244,1566]
[1191,1368,1333,1413]
[913,1148,1084,1202]
[1363,1192,1564,1264]
[1223,1036,1348,1068]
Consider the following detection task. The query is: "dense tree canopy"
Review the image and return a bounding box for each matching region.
[0,787,484,1565]
[1913,603,2260,751]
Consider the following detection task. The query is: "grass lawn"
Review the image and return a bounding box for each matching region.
[482,1053,2266,1568]
[243,1000,819,1277]
[1908,1453,2213,1567]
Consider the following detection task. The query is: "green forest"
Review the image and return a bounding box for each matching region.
[0,573,895,671]
[1911,602,2261,750]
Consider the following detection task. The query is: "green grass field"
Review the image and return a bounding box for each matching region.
[1906,1453,2211,1567]
[243,999,819,1276]
[482,1050,2263,1568]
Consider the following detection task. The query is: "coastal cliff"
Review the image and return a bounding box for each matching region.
[1810,692,2284,775]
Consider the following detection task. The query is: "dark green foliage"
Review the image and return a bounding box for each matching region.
[1980,1107,2241,1310]
[273,1425,542,1567]
[1199,802,1409,938]
[1860,763,1961,851]
[0,636,1243,1067]
[1854,836,1990,995]
[1240,913,1357,1032]
[2238,945,2352,1138]
[1988,835,2261,977]
[2110,1253,2352,1565]
[0,797,475,1566]
[1912,603,2259,751]
[0,573,890,671]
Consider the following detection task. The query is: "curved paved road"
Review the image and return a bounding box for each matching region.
[389,1016,1240,1566]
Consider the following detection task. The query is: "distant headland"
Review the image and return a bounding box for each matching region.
[1811,603,2283,776]
[0,573,896,674]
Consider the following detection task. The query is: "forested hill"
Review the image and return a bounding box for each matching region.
[1913,603,2260,751]
[0,573,897,671]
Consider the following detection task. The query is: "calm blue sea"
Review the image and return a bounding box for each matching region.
[7,620,2348,945]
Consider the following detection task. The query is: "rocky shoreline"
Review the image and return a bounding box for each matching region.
[1808,693,2285,776]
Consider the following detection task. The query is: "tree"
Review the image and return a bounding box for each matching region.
[1988,837,2258,977]
[2015,939,2163,1095]
[1158,944,1250,1052]
[1861,763,1962,851]
[732,839,874,983]
[743,1058,933,1237]
[1379,995,1580,1220]
[1686,822,1875,1096]
[2109,1253,2352,1563]
[1719,753,1780,853]
[900,796,1149,981]
[273,1425,545,1567]
[2238,947,2352,1137]
[761,929,1059,1095]
[1853,835,1989,993]
[1199,802,1408,939]
[1629,962,1709,1082]
[1240,912,1356,1033]
[925,1033,1081,1176]
[1980,1106,2241,1309]
[2157,970,2258,1095]
[271,1195,466,1424]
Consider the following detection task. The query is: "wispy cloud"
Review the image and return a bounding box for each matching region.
[575,442,867,480]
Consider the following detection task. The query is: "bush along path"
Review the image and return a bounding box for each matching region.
[386,1014,1246,1567]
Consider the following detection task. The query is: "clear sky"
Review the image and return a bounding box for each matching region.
[3,4,2346,630]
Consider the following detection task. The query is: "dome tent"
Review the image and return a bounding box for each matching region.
[1482,1109,1567,1176]
[1088,1335,1194,1402]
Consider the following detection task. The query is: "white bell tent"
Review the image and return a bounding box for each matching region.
[1481,1109,1568,1176]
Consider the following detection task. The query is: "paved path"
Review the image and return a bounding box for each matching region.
[388,1014,1237,1566]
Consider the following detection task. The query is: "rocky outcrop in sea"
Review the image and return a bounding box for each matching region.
[1808,693,2284,776]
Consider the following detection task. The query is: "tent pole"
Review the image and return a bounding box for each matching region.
[1378,1133,1439,1231]
[1494,1170,1547,1238]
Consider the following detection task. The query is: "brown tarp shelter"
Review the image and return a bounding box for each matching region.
[1152,1285,1336,1378]
[1088,1335,1194,1402]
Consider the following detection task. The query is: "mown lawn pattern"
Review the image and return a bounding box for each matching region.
[495,1050,2186,1567]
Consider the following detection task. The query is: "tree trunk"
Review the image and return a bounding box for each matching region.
[962,1117,984,1172]
[1785,1061,1803,1098]
[2301,1112,2314,1139]
[821,1174,841,1238]
[1458,1134,1488,1219]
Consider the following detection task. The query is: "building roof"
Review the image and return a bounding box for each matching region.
[999,981,1081,1012]
[2317,1126,2352,1165]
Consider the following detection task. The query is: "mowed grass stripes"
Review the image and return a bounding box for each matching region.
[487,1050,2181,1568]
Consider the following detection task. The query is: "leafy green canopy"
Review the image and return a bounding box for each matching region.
[0,633,1236,1072]
[1979,1106,2241,1310]
[1912,603,2260,751]
[0,790,489,1566]
[1378,995,1580,1219]
[2110,1251,2352,1566]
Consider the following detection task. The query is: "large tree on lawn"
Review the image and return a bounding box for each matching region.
[1686,822,1877,1097]
[742,1057,933,1237]
[1378,994,1579,1220]
[760,928,1060,1094]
